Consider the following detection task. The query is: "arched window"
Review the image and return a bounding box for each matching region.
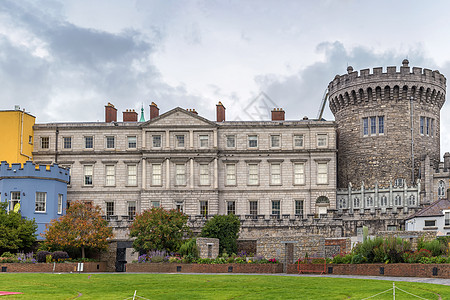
[366,196,373,207]
[380,195,388,206]
[394,195,402,206]
[353,197,360,208]
[408,195,416,206]
[338,198,346,209]
[438,180,446,199]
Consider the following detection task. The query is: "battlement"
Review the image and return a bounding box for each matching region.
[0,161,70,183]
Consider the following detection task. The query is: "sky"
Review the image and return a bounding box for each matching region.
[1,0,450,153]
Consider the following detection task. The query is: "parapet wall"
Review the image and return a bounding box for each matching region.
[0,161,70,183]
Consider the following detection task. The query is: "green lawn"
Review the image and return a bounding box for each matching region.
[0,274,448,299]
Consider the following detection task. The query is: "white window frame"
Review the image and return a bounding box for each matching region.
[444,211,450,226]
[271,200,281,217]
[105,165,115,186]
[106,136,115,149]
[57,194,63,214]
[317,134,328,148]
[249,200,258,215]
[127,164,137,186]
[199,163,210,186]
[248,135,258,149]
[363,117,369,136]
[84,165,93,186]
[270,135,281,148]
[84,136,94,149]
[128,201,137,220]
[35,192,46,213]
[248,163,259,185]
[10,191,21,211]
[317,162,328,184]
[227,201,236,215]
[41,137,50,149]
[151,201,160,208]
[225,164,236,186]
[106,201,114,217]
[270,163,281,185]
[293,134,304,148]
[127,136,137,149]
[200,201,208,216]
[152,135,162,148]
[152,164,162,186]
[295,200,304,217]
[63,137,72,149]
[199,135,209,148]
[176,164,186,186]
[293,163,305,185]
[226,135,236,148]
[176,135,185,148]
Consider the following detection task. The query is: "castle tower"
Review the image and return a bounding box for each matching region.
[328,60,446,189]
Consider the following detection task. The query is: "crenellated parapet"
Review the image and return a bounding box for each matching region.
[328,59,446,114]
[0,161,70,183]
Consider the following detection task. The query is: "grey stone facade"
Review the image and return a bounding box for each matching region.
[328,60,446,197]
[196,237,219,259]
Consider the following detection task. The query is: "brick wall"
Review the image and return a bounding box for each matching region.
[126,263,283,273]
[0,262,107,273]
[287,263,450,279]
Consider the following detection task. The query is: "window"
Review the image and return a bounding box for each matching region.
[370,117,376,135]
[41,137,49,149]
[226,135,235,148]
[271,200,281,218]
[151,201,160,208]
[176,164,186,185]
[175,201,183,212]
[248,164,259,185]
[424,220,436,227]
[176,135,185,148]
[438,180,446,199]
[35,192,46,212]
[394,178,404,187]
[293,135,304,148]
[249,201,258,216]
[317,162,328,184]
[199,135,209,148]
[431,119,434,137]
[420,117,425,135]
[353,197,360,208]
[199,164,209,185]
[105,165,115,186]
[426,117,430,135]
[106,201,114,217]
[381,195,388,206]
[85,136,93,149]
[270,135,280,148]
[366,196,373,207]
[106,136,115,149]
[10,191,20,211]
[128,201,136,220]
[408,195,416,206]
[363,118,369,136]
[227,201,236,215]
[127,165,137,186]
[394,195,402,206]
[58,194,63,214]
[248,135,258,148]
[84,165,93,186]
[28,135,33,144]
[378,116,384,134]
[294,163,305,185]
[338,198,346,209]
[200,201,208,216]
[295,200,304,217]
[128,136,137,148]
[445,212,450,226]
[153,135,161,148]
[270,163,281,185]
[63,137,72,149]
[387,225,397,231]
[226,164,236,186]
[317,134,328,147]
[152,164,162,186]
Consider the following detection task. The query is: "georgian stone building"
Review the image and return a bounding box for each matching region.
[32,102,336,237]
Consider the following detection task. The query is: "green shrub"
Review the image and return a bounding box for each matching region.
[1,252,14,258]
[201,215,240,255]
[418,239,446,257]
[178,239,199,259]
[351,254,366,264]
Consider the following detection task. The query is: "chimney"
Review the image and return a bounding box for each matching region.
[186,109,198,115]
[444,152,450,170]
[123,109,138,122]
[105,102,117,122]
[271,108,285,121]
[216,101,225,122]
[150,102,159,120]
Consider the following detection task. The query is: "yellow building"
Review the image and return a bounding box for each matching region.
[0,108,35,164]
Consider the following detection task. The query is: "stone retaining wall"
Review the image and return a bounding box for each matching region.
[0,262,107,273]
[126,263,283,274]
[287,263,450,279]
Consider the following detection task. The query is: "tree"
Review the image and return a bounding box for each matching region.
[201,214,240,255]
[0,202,37,253]
[130,207,191,253]
[42,201,113,258]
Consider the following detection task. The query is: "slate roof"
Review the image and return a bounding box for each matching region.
[406,199,450,220]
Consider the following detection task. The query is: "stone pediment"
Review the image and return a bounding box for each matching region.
[141,107,216,128]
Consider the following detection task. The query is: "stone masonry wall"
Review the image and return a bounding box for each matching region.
[196,237,219,259]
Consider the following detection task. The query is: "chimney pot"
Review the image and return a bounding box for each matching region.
[105,102,118,122]
[123,109,138,122]
[271,108,285,121]
[216,101,226,122]
[150,102,160,120]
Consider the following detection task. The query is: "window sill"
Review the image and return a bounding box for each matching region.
[293,183,306,186]
[104,185,116,188]
[34,211,47,214]
[270,184,282,186]
[247,184,260,186]
[423,226,438,230]
[150,184,163,187]
[125,185,138,187]
[82,185,94,188]
[225,184,237,187]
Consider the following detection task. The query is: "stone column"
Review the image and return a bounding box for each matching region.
[142,130,146,149]
[213,130,218,148]
[374,181,379,208]
[190,158,194,188]
[165,130,170,149]
[166,159,170,189]
[214,158,218,188]
[189,130,194,149]
[141,158,146,190]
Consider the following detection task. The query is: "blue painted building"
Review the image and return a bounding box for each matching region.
[0,161,70,239]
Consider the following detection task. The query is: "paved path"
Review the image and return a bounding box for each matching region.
[148,272,450,286]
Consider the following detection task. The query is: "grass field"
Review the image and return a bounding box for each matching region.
[0,273,448,299]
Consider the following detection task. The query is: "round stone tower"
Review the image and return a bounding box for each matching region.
[328,60,446,188]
